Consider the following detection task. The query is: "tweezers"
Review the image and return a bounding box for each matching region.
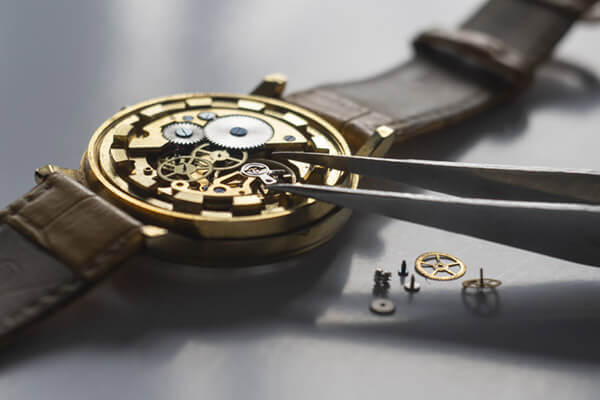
[270,152,600,266]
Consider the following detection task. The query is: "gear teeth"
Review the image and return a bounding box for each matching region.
[204,115,273,151]
[162,122,205,146]
[205,137,264,150]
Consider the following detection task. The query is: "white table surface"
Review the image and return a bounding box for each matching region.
[1,1,600,399]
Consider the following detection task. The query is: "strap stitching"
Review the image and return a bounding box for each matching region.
[82,226,140,276]
[340,90,489,136]
[0,279,84,334]
[0,228,139,334]
[7,181,52,217]
[297,88,490,138]
[0,175,141,337]
[6,182,95,244]
[389,91,489,129]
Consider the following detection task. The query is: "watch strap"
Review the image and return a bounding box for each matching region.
[0,173,143,342]
[287,0,598,151]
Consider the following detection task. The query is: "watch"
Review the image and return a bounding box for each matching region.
[0,0,596,344]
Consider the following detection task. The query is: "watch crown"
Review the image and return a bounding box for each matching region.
[35,165,81,184]
[251,73,287,98]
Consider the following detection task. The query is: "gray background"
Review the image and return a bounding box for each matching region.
[1,1,600,399]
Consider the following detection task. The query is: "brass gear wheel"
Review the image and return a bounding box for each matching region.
[157,155,213,182]
[415,252,466,281]
[162,122,205,145]
[191,143,248,171]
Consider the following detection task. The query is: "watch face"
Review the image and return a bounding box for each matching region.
[83,93,357,266]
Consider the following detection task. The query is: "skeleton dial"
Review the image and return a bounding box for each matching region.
[91,93,354,239]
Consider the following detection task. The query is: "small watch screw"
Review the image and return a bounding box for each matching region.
[404,275,421,293]
[198,112,217,121]
[398,260,408,277]
[230,126,248,137]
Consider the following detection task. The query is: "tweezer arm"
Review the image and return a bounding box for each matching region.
[272,152,600,204]
[269,183,600,266]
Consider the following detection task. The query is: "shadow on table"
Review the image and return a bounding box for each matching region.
[314,279,600,363]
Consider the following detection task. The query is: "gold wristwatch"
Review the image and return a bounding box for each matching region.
[0,0,597,344]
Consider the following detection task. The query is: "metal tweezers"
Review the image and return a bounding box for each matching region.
[270,152,600,266]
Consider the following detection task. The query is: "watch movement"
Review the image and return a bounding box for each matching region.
[83,92,360,265]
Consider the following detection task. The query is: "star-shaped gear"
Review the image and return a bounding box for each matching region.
[415,252,466,281]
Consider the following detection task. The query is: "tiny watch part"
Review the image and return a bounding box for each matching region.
[462,267,502,289]
[83,93,357,265]
[241,162,278,185]
[192,143,248,171]
[205,115,274,150]
[463,278,502,289]
[404,275,421,292]
[157,155,213,182]
[162,122,204,145]
[373,268,392,284]
[370,299,395,315]
[415,252,466,281]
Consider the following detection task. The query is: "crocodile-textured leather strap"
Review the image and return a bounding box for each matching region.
[286,0,598,152]
[0,173,143,343]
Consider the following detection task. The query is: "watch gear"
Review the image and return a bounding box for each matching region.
[192,143,248,171]
[162,122,205,145]
[369,298,395,315]
[157,155,213,182]
[462,268,502,290]
[204,115,274,150]
[415,252,466,281]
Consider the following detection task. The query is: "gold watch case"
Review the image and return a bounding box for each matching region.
[81,88,364,266]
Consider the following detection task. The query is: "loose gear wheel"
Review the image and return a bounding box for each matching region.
[204,115,274,150]
[462,278,502,289]
[157,155,213,182]
[162,122,204,145]
[415,252,466,281]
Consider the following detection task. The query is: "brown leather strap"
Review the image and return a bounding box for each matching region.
[414,28,534,87]
[583,3,600,20]
[527,0,597,15]
[286,0,596,152]
[0,173,143,342]
[462,0,596,64]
